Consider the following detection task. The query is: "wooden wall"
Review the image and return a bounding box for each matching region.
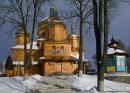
[16,33,30,45]
[40,61,78,75]
[6,65,39,76]
[12,49,39,62]
[43,42,71,57]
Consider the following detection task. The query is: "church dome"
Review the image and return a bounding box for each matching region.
[39,1,63,25]
[108,37,119,49]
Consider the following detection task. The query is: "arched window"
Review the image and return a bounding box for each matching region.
[42,32,45,38]
[60,46,64,55]
[71,42,74,48]
[52,46,56,55]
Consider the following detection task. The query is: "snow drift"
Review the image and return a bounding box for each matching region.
[0,75,42,93]
[68,74,130,93]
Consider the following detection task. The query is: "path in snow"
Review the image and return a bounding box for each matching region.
[29,75,130,93]
[29,76,78,93]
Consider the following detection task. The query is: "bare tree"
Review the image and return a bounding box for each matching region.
[63,0,93,77]
[62,0,130,92]
[0,0,46,80]
[92,0,130,92]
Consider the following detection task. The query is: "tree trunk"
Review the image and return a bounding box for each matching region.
[17,0,29,80]
[92,0,104,92]
[103,0,108,63]
[25,1,38,76]
[24,1,40,79]
[23,24,28,80]
[97,0,104,92]
[78,0,83,77]
[103,0,108,87]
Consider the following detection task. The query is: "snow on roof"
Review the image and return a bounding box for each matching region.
[68,74,130,93]
[12,42,39,50]
[0,75,42,93]
[53,19,62,22]
[116,49,126,53]
[107,48,115,54]
[39,57,45,60]
[40,16,49,22]
[40,16,62,23]
[69,32,78,37]
[71,54,89,62]
[107,48,126,55]
[71,54,79,59]
[32,61,38,65]
[13,61,38,65]
[13,61,24,65]
[38,38,46,41]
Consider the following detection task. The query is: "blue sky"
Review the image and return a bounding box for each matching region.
[84,4,130,68]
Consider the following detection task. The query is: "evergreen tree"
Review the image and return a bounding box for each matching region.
[5,56,13,70]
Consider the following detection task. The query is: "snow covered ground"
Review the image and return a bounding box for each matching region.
[0,75,42,93]
[1,74,130,93]
[68,74,130,93]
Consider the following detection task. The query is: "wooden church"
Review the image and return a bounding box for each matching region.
[6,6,90,76]
[105,37,128,74]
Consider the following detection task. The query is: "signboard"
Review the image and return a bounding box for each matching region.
[107,66,115,72]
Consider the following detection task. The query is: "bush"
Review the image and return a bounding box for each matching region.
[49,72,73,76]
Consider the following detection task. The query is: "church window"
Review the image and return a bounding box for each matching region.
[52,46,56,55]
[60,46,64,55]
[42,32,45,38]
[71,43,74,48]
